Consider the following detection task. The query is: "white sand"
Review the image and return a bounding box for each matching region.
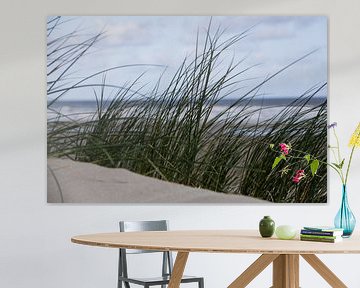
[47,158,267,203]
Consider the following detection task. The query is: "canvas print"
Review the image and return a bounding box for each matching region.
[47,16,327,203]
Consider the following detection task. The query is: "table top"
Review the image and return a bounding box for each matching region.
[71,230,360,254]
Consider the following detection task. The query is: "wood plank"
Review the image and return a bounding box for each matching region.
[272,254,299,288]
[168,252,189,288]
[301,254,347,288]
[228,254,279,288]
[287,255,299,288]
[71,230,360,254]
[273,254,286,287]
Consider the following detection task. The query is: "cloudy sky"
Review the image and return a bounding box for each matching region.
[48,16,327,100]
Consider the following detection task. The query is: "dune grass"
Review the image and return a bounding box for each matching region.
[47,17,327,203]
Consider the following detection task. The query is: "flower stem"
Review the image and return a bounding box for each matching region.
[278,147,345,183]
[345,145,356,185]
[333,127,342,165]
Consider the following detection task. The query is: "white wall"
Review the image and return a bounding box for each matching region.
[1,0,360,287]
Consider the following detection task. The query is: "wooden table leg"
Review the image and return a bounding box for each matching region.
[272,254,299,288]
[228,254,279,288]
[288,255,299,288]
[168,252,189,288]
[301,254,347,288]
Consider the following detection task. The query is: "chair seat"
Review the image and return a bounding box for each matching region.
[119,274,203,286]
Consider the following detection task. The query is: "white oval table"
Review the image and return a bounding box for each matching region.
[72,230,360,288]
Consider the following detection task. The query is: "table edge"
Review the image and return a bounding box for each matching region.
[71,236,360,255]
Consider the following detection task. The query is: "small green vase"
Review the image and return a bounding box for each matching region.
[259,216,275,238]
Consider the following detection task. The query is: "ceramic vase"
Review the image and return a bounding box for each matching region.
[259,216,275,238]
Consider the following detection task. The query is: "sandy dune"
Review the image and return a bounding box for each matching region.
[47,158,267,203]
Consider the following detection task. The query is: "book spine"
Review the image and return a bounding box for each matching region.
[300,234,337,240]
[301,230,336,236]
[300,237,337,243]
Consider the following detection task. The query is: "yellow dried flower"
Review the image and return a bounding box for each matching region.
[349,122,360,147]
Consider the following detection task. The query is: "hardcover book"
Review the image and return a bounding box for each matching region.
[301,229,343,237]
[303,226,343,231]
[300,234,341,240]
[300,236,343,243]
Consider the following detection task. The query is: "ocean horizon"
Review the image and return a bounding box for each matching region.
[48,96,326,108]
[48,96,326,124]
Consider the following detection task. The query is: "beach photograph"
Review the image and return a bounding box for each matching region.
[47,16,327,203]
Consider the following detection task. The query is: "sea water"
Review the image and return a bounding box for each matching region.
[47,97,326,126]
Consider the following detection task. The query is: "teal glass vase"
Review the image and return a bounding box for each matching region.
[334,185,356,237]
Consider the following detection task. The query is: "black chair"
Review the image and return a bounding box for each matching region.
[118,220,204,288]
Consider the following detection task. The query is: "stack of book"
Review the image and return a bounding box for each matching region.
[300,226,344,243]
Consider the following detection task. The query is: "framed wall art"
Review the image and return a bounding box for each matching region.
[47,16,327,203]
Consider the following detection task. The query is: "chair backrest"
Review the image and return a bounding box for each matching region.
[119,220,169,254]
[118,220,174,282]
[120,220,168,232]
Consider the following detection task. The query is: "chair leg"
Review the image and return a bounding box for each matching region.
[199,278,204,288]
[118,250,122,288]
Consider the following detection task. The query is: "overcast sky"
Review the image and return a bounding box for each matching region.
[48,16,327,100]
